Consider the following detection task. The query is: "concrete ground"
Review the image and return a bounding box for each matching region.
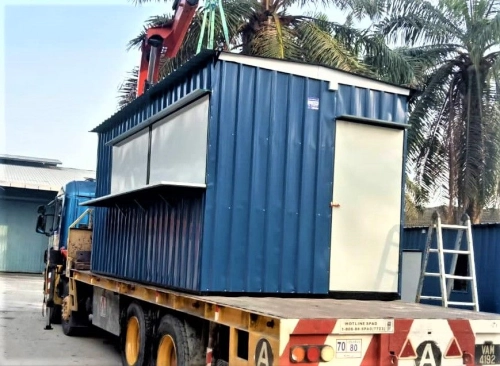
[0,273,121,366]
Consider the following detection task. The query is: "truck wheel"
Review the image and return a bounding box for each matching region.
[61,296,79,336]
[153,315,204,366]
[121,303,151,366]
[154,315,186,366]
[49,304,62,324]
[61,283,89,337]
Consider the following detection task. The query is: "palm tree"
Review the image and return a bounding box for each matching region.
[405,176,427,224]
[373,0,500,223]
[118,0,409,104]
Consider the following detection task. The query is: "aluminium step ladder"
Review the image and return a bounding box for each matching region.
[415,211,479,311]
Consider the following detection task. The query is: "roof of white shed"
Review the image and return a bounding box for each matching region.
[0,155,95,192]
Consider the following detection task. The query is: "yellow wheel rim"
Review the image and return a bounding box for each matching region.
[125,316,140,365]
[156,335,177,366]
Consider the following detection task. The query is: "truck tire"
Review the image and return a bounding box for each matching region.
[49,304,62,324]
[121,302,152,366]
[61,283,88,337]
[152,314,204,366]
[61,311,78,336]
[61,295,82,337]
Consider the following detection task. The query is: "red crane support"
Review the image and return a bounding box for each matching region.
[137,0,199,96]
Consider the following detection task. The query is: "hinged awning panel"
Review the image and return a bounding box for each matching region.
[81,181,205,208]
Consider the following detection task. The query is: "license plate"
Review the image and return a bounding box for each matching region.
[336,339,362,358]
[475,343,500,365]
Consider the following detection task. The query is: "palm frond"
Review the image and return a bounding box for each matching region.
[472,11,500,54]
[375,0,463,46]
[117,67,139,109]
[363,36,427,86]
[130,0,170,4]
[407,60,458,161]
[405,176,428,220]
[127,14,174,50]
[281,0,388,19]
[249,22,300,59]
[296,18,369,73]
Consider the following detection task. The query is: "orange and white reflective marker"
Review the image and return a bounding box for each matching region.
[321,346,334,362]
[445,337,462,358]
[307,346,321,362]
[399,339,417,359]
[291,346,305,362]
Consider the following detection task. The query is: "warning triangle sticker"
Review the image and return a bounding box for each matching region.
[445,337,462,358]
[399,339,417,358]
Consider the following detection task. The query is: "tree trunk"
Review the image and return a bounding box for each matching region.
[458,64,485,224]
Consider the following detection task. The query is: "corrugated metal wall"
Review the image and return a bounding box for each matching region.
[0,189,55,273]
[403,225,500,313]
[90,62,212,289]
[201,62,336,293]
[92,196,204,290]
[199,61,409,293]
[336,84,408,121]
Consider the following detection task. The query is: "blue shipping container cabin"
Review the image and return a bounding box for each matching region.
[56,180,96,250]
[402,224,500,313]
[84,51,412,296]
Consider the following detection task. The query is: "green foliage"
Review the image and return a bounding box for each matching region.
[118,0,398,105]
[375,0,500,222]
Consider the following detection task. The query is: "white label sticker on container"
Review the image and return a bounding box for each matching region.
[337,319,394,334]
[336,339,362,358]
[307,97,319,110]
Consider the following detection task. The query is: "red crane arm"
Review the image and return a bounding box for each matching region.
[137,0,199,96]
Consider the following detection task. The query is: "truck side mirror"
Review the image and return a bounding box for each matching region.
[36,214,47,235]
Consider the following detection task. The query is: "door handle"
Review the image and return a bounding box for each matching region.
[330,202,340,208]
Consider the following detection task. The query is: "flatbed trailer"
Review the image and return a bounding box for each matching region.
[67,269,500,366]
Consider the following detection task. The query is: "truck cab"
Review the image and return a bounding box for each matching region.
[35,179,96,325]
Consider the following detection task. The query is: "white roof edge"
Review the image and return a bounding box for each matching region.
[0,181,59,192]
[218,53,411,96]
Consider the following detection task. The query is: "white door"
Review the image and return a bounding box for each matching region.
[329,120,404,293]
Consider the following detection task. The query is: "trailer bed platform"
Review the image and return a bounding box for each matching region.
[74,270,500,320]
[73,270,500,366]
[206,295,500,320]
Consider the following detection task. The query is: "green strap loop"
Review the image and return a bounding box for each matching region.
[196,0,230,54]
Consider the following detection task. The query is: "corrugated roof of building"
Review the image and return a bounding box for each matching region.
[0,162,95,192]
[0,154,62,166]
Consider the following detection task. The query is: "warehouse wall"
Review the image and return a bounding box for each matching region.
[0,188,55,273]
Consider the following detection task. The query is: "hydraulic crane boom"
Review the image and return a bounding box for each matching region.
[137,0,199,96]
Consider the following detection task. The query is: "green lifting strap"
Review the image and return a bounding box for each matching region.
[196,0,230,54]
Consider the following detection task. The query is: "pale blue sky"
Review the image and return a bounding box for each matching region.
[1,0,351,170]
